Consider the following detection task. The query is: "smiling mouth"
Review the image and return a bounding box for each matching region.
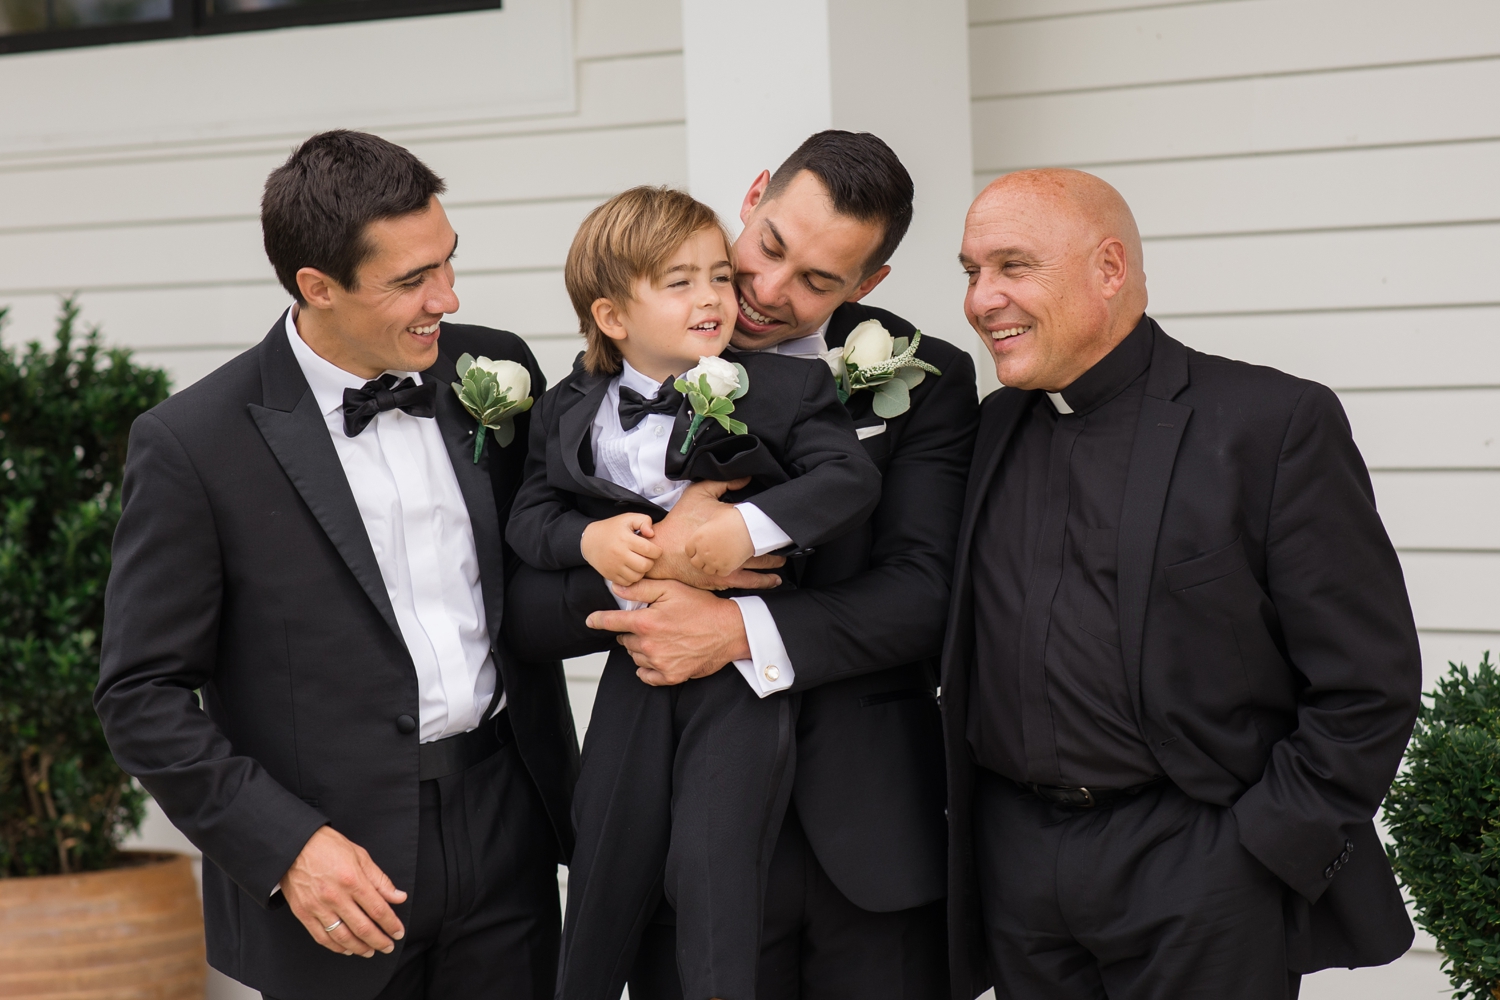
[408,322,440,336]
[690,320,721,333]
[738,293,780,327]
[990,324,1031,341]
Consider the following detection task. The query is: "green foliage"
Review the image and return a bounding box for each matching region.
[451,353,533,460]
[1385,652,1500,1000]
[674,364,749,454]
[0,299,169,877]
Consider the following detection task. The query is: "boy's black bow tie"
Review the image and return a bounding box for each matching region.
[342,374,437,437]
[618,381,682,430]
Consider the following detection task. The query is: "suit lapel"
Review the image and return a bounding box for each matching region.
[558,371,657,505]
[425,349,505,650]
[1117,324,1192,711]
[248,315,403,641]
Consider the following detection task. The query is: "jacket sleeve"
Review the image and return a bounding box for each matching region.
[504,388,596,571]
[760,351,979,690]
[95,413,327,906]
[742,360,883,550]
[1231,382,1423,903]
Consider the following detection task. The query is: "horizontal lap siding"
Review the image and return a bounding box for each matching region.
[0,0,687,392]
[967,0,1500,678]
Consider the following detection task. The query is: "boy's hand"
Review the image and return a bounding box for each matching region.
[581,513,662,586]
[684,507,755,577]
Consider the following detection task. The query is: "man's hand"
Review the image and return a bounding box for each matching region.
[647,479,784,590]
[279,826,408,958]
[586,578,752,685]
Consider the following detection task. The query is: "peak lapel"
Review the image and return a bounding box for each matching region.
[1117,324,1192,713]
[557,372,649,505]
[426,350,505,650]
[248,320,403,641]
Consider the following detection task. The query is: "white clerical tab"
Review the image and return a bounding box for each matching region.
[1047,391,1074,414]
[764,664,781,682]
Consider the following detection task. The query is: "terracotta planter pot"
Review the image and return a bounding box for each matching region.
[0,852,206,999]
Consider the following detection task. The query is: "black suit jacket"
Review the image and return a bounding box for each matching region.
[506,349,881,571]
[757,303,978,913]
[942,319,1421,998]
[95,314,578,1000]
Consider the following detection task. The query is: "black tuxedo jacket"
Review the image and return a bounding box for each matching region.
[506,348,881,571]
[757,303,978,913]
[942,320,1422,999]
[95,314,578,1000]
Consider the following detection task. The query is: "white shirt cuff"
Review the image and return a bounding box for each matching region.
[735,503,794,557]
[728,596,795,696]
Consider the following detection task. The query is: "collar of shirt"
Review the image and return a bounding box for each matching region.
[744,317,831,358]
[1048,314,1154,416]
[617,358,673,399]
[284,308,423,418]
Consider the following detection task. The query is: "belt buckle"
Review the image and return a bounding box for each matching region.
[1073,786,1095,808]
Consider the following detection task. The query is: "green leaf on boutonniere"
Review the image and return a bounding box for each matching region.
[674,358,750,454]
[871,376,911,419]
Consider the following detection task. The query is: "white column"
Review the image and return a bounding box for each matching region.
[681,0,990,386]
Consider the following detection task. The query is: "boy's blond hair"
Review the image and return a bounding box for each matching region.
[565,186,731,375]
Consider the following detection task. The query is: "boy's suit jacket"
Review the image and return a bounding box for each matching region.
[95,314,578,1000]
[941,321,1421,999]
[506,349,881,571]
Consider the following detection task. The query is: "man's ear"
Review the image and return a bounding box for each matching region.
[844,264,892,305]
[592,298,630,343]
[296,267,338,311]
[739,170,772,227]
[1096,238,1129,300]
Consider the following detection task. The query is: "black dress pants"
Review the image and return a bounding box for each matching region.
[263,730,561,1000]
[559,651,796,1000]
[972,769,1300,1000]
[629,805,948,1000]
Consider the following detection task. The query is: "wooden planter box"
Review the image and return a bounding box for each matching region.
[0,852,206,999]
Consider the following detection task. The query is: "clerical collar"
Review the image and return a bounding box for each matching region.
[1047,315,1154,416]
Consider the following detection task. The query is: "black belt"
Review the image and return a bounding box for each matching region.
[1023,776,1166,809]
[418,710,512,782]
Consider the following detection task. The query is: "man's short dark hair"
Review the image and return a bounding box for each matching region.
[262,130,447,303]
[764,130,914,278]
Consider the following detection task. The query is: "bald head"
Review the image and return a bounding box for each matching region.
[960,168,1147,391]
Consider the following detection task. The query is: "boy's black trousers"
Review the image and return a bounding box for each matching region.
[557,649,797,1000]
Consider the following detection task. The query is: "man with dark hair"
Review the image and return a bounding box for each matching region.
[96,130,576,1000]
[509,129,978,999]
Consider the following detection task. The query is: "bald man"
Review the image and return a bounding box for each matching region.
[939,170,1422,999]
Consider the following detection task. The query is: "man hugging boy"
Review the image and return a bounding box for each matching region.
[506,187,880,1000]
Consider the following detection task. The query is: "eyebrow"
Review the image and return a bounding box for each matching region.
[765,219,846,287]
[390,233,459,286]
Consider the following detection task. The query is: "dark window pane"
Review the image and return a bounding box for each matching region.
[0,0,171,34]
[208,0,385,13]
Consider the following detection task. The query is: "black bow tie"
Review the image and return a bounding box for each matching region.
[342,374,437,437]
[617,380,682,431]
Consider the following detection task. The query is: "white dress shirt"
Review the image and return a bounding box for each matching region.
[286,310,499,743]
[591,360,796,696]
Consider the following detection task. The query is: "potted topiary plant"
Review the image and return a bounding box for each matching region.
[0,299,206,997]
[1384,651,1500,1000]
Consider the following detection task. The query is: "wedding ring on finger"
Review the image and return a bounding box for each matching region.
[324,918,343,933]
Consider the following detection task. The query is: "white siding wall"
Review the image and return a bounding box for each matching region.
[969,0,1500,695]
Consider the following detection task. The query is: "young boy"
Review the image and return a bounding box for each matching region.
[507,187,880,1000]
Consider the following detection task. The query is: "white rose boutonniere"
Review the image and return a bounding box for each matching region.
[673,355,749,454]
[452,353,534,462]
[821,319,942,418]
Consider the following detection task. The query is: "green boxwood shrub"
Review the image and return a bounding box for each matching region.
[0,299,169,877]
[1385,652,1500,1000]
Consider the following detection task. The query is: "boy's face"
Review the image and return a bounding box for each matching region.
[604,227,737,381]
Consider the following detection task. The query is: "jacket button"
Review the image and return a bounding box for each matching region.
[396,715,417,735]
[1324,866,1335,880]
